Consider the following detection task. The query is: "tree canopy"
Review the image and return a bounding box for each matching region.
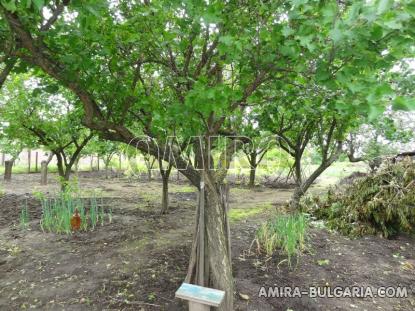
[1,1,414,309]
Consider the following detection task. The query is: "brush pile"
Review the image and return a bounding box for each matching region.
[302,158,415,238]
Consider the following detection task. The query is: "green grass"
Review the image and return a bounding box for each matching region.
[229,203,273,222]
[256,213,308,268]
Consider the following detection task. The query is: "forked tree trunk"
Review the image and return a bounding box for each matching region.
[56,154,71,192]
[159,158,173,214]
[4,160,13,181]
[185,178,233,311]
[290,162,335,209]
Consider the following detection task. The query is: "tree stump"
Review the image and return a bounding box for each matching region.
[40,161,48,185]
[4,160,13,181]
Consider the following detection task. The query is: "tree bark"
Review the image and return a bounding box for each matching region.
[159,158,173,214]
[40,160,48,185]
[248,151,257,187]
[4,160,13,181]
[27,149,31,173]
[35,152,39,172]
[185,177,234,311]
[55,153,70,191]
[290,160,337,210]
[249,165,256,187]
[161,174,169,214]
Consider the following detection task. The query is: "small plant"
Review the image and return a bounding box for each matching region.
[40,192,111,234]
[19,200,30,229]
[255,213,308,268]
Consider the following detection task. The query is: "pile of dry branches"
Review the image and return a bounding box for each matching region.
[302,158,415,238]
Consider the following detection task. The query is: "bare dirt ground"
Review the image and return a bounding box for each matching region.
[0,172,414,310]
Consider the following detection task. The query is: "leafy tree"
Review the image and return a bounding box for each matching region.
[240,112,273,187]
[87,138,121,178]
[347,112,414,171]
[1,1,414,308]
[261,82,355,207]
[0,74,93,189]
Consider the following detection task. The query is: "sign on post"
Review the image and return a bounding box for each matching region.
[175,283,225,311]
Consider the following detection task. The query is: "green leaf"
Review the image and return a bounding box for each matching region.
[33,0,44,11]
[330,25,343,43]
[219,35,234,46]
[393,96,415,111]
[377,0,393,15]
[1,0,17,12]
[368,104,384,121]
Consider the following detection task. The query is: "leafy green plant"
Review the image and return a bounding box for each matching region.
[255,213,308,268]
[19,200,29,229]
[40,192,110,234]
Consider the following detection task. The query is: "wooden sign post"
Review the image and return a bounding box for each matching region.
[175,283,225,311]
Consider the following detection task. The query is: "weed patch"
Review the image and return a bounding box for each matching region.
[255,213,308,268]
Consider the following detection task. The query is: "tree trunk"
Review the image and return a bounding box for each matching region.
[294,155,302,185]
[97,155,100,171]
[75,158,80,175]
[35,152,39,172]
[185,179,234,311]
[290,163,331,210]
[249,165,257,187]
[56,154,70,192]
[161,174,169,214]
[28,149,31,173]
[1,153,5,166]
[159,158,173,214]
[147,168,152,181]
[4,160,13,181]
[40,160,48,185]
[248,152,257,187]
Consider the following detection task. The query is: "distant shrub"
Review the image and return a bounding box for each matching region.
[302,158,415,238]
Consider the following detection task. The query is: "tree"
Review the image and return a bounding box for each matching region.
[240,113,272,187]
[347,112,414,171]
[261,83,352,208]
[1,1,414,309]
[0,74,93,190]
[88,139,120,178]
